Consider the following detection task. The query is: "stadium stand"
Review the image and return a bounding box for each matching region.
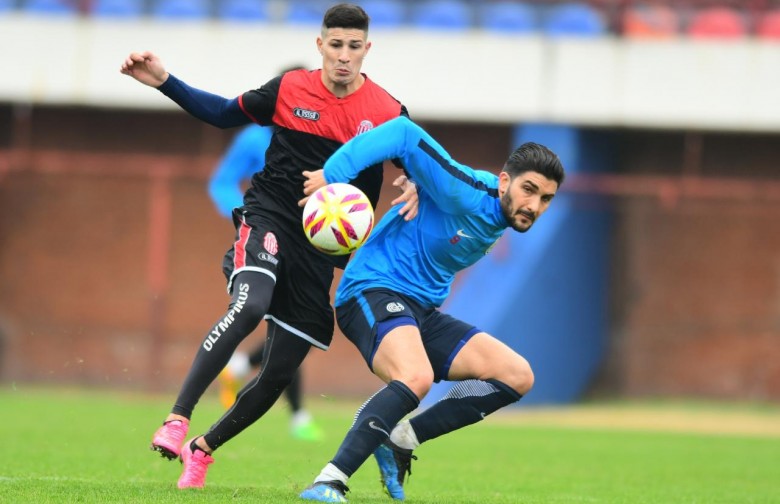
[543,1,607,37]
[622,2,680,38]
[478,0,538,34]
[410,0,472,30]
[5,0,780,40]
[358,0,405,27]
[92,0,144,18]
[686,5,748,39]
[756,7,780,39]
[217,0,268,22]
[21,0,78,15]
[151,0,210,20]
[284,0,331,24]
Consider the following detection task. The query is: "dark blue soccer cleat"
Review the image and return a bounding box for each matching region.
[373,440,417,500]
[299,480,350,502]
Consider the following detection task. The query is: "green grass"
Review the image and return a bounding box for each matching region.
[1,386,779,503]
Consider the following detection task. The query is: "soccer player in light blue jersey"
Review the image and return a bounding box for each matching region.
[298,116,565,502]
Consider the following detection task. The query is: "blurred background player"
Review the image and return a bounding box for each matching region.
[208,74,322,440]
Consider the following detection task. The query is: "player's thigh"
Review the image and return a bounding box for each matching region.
[447,332,532,387]
[372,324,431,387]
[336,289,431,384]
[269,247,335,348]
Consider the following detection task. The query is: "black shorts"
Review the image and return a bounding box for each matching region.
[335,289,480,382]
[222,209,334,349]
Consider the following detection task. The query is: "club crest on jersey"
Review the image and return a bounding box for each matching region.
[356,120,374,135]
[293,107,320,121]
[263,232,278,255]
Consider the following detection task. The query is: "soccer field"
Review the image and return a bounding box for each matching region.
[1,386,778,503]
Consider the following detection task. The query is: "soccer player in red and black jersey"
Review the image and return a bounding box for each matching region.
[121,3,418,489]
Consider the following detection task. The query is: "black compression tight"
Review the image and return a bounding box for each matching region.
[248,341,304,413]
[171,271,274,418]
[202,320,312,450]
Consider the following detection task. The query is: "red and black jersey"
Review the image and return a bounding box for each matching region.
[237,69,408,264]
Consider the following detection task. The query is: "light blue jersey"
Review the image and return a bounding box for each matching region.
[324,116,508,308]
[208,124,271,218]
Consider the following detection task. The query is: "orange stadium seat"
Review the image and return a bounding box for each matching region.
[622,3,680,38]
[756,8,780,40]
[686,6,748,39]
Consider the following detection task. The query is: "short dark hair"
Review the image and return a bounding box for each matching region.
[322,3,370,32]
[503,142,565,188]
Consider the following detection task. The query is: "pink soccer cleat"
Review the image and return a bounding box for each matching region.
[150,419,189,460]
[177,439,214,489]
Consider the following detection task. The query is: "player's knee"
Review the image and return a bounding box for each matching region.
[400,369,434,399]
[496,359,534,396]
[511,361,535,396]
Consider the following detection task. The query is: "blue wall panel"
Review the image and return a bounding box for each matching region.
[422,124,614,407]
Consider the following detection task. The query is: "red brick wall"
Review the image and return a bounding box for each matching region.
[0,106,778,401]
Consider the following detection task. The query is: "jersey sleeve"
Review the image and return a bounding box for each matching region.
[157,74,249,128]
[323,116,487,214]
[238,75,283,126]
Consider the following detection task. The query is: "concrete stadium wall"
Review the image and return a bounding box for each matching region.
[1,15,780,131]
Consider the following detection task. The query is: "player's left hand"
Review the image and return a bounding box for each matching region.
[391,175,418,221]
[298,169,327,207]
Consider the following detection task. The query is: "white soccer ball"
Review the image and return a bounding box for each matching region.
[302,183,374,256]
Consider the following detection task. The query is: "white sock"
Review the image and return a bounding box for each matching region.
[389,419,420,450]
[226,352,251,378]
[291,409,313,429]
[314,463,349,485]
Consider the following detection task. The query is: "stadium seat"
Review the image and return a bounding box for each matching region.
[284,0,331,25]
[543,2,607,37]
[358,0,405,28]
[218,0,268,22]
[756,8,780,40]
[151,0,210,20]
[622,3,679,38]
[686,6,748,39]
[0,0,16,13]
[479,1,538,34]
[411,0,472,31]
[21,0,78,15]
[92,0,144,18]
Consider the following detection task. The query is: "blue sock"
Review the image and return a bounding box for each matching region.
[331,380,419,477]
[409,379,521,444]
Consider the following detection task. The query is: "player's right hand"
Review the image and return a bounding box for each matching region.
[120,51,169,88]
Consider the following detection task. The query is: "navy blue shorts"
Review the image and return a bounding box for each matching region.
[335,288,481,382]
